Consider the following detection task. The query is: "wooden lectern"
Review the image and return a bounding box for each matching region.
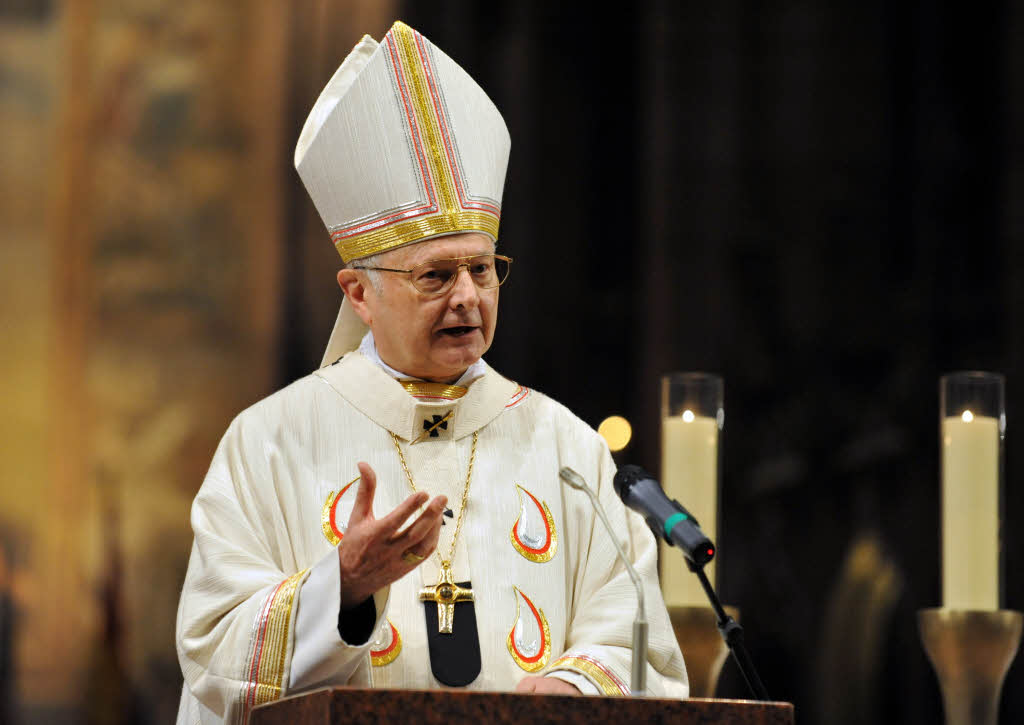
[251,688,794,725]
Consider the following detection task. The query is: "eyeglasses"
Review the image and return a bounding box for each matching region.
[351,254,513,296]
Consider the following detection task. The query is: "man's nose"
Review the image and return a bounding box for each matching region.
[447,265,480,308]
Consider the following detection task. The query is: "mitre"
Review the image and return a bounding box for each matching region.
[294,20,511,367]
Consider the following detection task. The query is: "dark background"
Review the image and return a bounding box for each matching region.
[280,2,1024,723]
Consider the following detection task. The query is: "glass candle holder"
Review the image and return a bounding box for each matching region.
[940,372,1005,611]
[660,373,723,608]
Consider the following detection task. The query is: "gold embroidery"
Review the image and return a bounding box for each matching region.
[510,484,558,563]
[507,587,551,672]
[333,202,499,261]
[394,22,459,218]
[242,569,310,713]
[401,381,468,400]
[370,620,403,666]
[330,22,500,262]
[549,655,628,696]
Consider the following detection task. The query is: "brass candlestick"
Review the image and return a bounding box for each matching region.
[918,608,1022,725]
[668,605,739,698]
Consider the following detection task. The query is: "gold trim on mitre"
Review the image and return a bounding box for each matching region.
[295,20,507,264]
[329,22,503,261]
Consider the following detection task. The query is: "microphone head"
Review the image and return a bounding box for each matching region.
[559,467,588,491]
[613,464,650,503]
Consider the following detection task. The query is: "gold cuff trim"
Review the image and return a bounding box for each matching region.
[549,655,628,696]
[507,587,552,672]
[401,381,468,400]
[242,569,310,713]
[370,620,402,666]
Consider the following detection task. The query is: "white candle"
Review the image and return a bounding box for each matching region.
[941,412,1000,610]
[660,412,718,607]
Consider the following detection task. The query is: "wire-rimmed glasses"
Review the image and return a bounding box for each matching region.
[351,254,513,296]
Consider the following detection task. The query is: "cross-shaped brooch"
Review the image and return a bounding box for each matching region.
[423,415,449,437]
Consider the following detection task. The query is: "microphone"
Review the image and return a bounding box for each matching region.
[613,464,715,567]
[559,467,647,696]
[612,467,772,701]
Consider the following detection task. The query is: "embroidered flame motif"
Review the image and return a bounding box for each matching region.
[321,479,359,545]
[370,619,402,667]
[510,484,557,563]
[507,587,551,671]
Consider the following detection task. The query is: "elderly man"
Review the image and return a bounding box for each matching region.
[175,21,687,724]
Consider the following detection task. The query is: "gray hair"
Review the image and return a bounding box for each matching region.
[346,251,385,295]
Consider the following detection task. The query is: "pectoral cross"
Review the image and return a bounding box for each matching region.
[419,562,473,634]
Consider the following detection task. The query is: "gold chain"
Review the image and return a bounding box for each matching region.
[390,430,478,567]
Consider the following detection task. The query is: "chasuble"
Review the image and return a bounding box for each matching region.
[175,352,688,723]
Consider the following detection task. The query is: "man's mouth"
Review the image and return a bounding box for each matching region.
[438,326,477,337]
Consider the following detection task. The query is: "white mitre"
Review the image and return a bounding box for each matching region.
[294,20,511,367]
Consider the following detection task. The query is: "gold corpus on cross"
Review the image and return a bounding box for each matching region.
[418,561,474,634]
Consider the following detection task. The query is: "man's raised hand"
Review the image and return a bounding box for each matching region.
[337,461,446,609]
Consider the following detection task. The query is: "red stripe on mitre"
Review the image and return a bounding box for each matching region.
[412,29,501,216]
[325,31,441,241]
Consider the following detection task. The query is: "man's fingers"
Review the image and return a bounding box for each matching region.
[514,676,581,695]
[378,490,431,535]
[393,496,447,551]
[350,462,377,521]
[515,677,539,693]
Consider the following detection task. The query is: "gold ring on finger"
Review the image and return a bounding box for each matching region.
[402,550,426,564]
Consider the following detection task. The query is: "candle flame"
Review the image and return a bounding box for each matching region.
[961,410,974,423]
[682,410,695,423]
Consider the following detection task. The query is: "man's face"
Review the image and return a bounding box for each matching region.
[352,232,499,383]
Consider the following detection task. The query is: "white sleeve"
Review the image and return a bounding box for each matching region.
[289,546,391,690]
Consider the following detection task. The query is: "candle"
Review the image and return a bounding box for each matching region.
[941,412,999,610]
[660,412,718,607]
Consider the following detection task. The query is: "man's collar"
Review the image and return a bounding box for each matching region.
[357,331,487,387]
[314,352,517,442]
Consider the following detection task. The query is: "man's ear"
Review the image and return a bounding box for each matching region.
[337,268,374,325]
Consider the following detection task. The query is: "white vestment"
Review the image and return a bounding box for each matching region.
[176,352,688,723]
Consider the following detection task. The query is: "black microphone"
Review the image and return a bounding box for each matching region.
[613,464,716,567]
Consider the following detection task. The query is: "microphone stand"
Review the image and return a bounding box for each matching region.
[559,468,647,695]
[687,559,770,701]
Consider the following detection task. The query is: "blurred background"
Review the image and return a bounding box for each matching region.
[2,0,1023,722]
